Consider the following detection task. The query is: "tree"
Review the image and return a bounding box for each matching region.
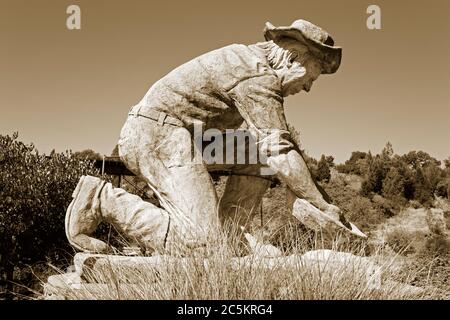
[381,142,394,159]
[73,149,102,161]
[444,157,450,169]
[382,167,405,201]
[413,168,433,205]
[401,151,440,170]
[422,163,444,195]
[436,179,449,198]
[0,133,101,295]
[361,156,388,196]
[325,155,335,168]
[316,155,331,183]
[397,162,416,200]
[336,151,369,175]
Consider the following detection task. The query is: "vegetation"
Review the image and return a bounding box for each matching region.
[337,143,449,207]
[45,227,425,300]
[0,133,102,298]
[0,133,448,299]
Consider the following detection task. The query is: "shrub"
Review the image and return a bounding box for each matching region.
[361,156,388,196]
[336,151,369,175]
[0,133,101,296]
[316,155,331,183]
[420,235,450,257]
[371,194,399,217]
[357,148,446,207]
[401,151,441,170]
[413,168,433,206]
[324,174,388,231]
[409,200,422,209]
[385,229,416,255]
[73,149,102,161]
[382,167,405,201]
[436,179,449,198]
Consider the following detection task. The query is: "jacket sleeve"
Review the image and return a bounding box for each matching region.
[227,74,333,211]
[227,74,294,157]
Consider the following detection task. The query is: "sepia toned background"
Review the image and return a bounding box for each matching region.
[1,0,449,163]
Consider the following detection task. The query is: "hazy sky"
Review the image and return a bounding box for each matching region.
[1,0,449,163]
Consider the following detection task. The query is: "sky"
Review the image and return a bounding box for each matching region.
[1,0,449,163]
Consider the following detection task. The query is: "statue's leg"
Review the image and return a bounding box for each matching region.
[118,117,219,246]
[65,175,172,253]
[218,175,270,229]
[65,176,110,253]
[212,124,273,228]
[217,173,284,256]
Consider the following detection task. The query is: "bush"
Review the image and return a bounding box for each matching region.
[0,133,101,296]
[361,156,388,196]
[316,155,331,183]
[371,194,399,217]
[355,146,447,207]
[436,180,449,198]
[336,151,370,176]
[324,175,388,231]
[420,235,450,257]
[385,229,416,255]
[382,167,406,202]
[413,168,433,206]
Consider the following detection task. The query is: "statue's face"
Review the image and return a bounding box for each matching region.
[281,55,322,97]
[272,38,323,97]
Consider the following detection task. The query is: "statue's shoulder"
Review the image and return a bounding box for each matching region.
[203,43,264,61]
[150,44,274,94]
[196,43,272,76]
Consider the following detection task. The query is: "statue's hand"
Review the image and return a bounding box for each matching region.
[324,204,353,229]
[323,203,341,221]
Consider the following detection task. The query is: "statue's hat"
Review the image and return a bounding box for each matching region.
[264,19,342,74]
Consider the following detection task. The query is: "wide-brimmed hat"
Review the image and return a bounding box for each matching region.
[263,19,342,74]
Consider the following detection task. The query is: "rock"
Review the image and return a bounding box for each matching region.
[244,232,283,258]
[73,252,182,278]
[47,272,82,288]
[44,272,82,300]
[383,280,425,296]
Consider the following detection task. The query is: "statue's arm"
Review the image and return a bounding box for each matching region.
[228,75,337,214]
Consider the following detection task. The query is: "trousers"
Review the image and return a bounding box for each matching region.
[117,115,273,247]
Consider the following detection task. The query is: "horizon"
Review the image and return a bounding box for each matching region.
[5,131,448,166]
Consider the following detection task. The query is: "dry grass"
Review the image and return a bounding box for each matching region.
[42,223,429,300]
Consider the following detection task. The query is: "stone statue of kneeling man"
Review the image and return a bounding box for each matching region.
[65,19,366,256]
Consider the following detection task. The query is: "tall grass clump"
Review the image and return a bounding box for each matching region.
[43,220,426,300]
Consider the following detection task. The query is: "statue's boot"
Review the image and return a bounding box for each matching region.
[66,175,206,254]
[65,175,110,252]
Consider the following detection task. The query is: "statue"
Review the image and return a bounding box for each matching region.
[65,19,366,255]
